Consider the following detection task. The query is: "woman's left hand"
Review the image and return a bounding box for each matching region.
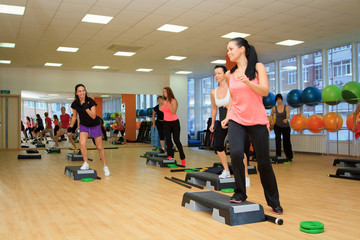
[235,72,251,85]
[283,119,288,124]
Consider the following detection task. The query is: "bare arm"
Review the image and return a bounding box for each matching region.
[69,110,77,128]
[352,104,360,131]
[165,98,178,114]
[209,89,218,132]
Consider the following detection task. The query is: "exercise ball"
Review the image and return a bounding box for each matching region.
[146,108,153,116]
[306,115,324,133]
[323,112,343,132]
[263,92,276,109]
[342,81,360,104]
[322,85,342,105]
[286,89,303,108]
[346,113,360,133]
[110,112,116,119]
[301,86,322,106]
[290,114,307,132]
[139,109,146,117]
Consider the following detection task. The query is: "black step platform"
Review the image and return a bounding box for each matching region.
[333,159,360,168]
[331,168,360,180]
[141,151,167,158]
[185,172,235,191]
[35,143,45,148]
[212,162,257,175]
[21,145,29,148]
[26,149,39,154]
[66,153,90,161]
[182,191,265,226]
[45,148,61,154]
[270,156,288,164]
[18,154,41,159]
[64,166,98,180]
[146,156,177,167]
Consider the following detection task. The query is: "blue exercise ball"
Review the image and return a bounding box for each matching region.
[263,92,276,109]
[139,109,146,117]
[146,108,153,116]
[136,109,140,117]
[301,86,322,106]
[286,89,303,108]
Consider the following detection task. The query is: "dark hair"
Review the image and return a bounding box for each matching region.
[26,116,30,121]
[214,65,227,73]
[229,37,258,80]
[36,114,40,118]
[53,115,58,120]
[163,87,175,101]
[275,94,283,101]
[157,95,163,100]
[74,83,90,104]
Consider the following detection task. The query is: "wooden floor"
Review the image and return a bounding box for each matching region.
[1,141,360,240]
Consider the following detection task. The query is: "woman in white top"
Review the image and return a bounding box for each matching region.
[209,65,250,186]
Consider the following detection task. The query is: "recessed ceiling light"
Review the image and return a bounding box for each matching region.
[114,51,136,57]
[101,95,110,97]
[67,98,74,100]
[0,42,15,48]
[57,47,79,52]
[0,4,25,15]
[0,60,11,64]
[221,32,250,39]
[48,94,59,97]
[81,14,113,24]
[211,60,226,64]
[45,62,62,67]
[136,68,153,72]
[92,66,109,70]
[157,24,188,33]
[176,71,192,74]
[165,56,186,61]
[276,40,304,46]
[281,66,297,70]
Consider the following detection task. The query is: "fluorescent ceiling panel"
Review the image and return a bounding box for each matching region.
[81,14,113,24]
[0,60,11,64]
[57,47,79,52]
[0,4,25,15]
[157,24,188,33]
[176,71,192,74]
[211,60,226,64]
[276,40,304,46]
[136,68,153,72]
[114,51,136,56]
[0,42,15,48]
[45,62,62,67]
[92,66,109,69]
[221,32,250,39]
[165,56,186,61]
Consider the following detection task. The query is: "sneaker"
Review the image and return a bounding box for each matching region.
[103,166,110,176]
[246,177,250,188]
[159,148,165,154]
[219,170,231,179]
[80,162,89,170]
[181,159,186,166]
[272,206,283,215]
[230,194,244,204]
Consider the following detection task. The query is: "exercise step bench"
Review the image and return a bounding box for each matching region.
[270,156,289,164]
[182,191,265,226]
[141,151,167,158]
[333,159,360,168]
[329,168,360,180]
[146,156,177,167]
[35,143,46,148]
[185,172,235,191]
[45,148,61,154]
[66,153,92,161]
[18,154,41,159]
[213,162,257,174]
[64,166,98,180]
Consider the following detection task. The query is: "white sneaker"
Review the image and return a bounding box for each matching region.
[246,177,250,188]
[103,166,110,176]
[80,162,89,170]
[219,170,231,179]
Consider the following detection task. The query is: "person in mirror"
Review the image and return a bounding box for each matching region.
[152,96,166,153]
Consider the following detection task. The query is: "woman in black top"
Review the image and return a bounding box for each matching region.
[152,96,165,153]
[34,114,44,143]
[270,94,293,161]
[69,84,110,176]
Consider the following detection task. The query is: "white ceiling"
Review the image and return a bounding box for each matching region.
[1,0,360,78]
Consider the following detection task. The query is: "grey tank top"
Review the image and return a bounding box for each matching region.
[275,105,290,128]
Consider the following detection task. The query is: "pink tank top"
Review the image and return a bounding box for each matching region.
[228,74,269,128]
[161,99,179,121]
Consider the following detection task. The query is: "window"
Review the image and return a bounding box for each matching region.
[188,78,194,107]
[302,52,323,89]
[303,67,309,83]
[279,58,297,93]
[288,70,297,84]
[265,62,276,92]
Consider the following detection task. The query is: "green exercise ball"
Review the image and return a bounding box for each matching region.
[322,85,342,105]
[342,81,360,104]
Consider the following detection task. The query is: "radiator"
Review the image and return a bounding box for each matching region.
[282,134,325,153]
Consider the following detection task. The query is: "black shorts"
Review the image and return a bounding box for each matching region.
[34,126,44,133]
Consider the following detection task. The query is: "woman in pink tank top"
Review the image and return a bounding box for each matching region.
[221,37,283,215]
[161,87,186,166]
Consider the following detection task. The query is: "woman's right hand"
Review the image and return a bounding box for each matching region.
[221,118,229,129]
[209,124,214,133]
[152,124,155,128]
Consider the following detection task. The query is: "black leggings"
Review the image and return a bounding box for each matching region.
[214,121,227,152]
[164,119,185,160]
[228,120,280,208]
[155,120,165,140]
[274,125,293,160]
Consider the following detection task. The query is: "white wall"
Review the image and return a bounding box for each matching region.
[170,74,188,147]
[0,67,168,95]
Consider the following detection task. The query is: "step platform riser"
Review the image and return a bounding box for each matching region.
[182,191,265,226]
[213,162,257,175]
[146,157,176,167]
[66,153,84,161]
[64,166,98,180]
[45,148,61,154]
[333,159,360,168]
[185,172,235,191]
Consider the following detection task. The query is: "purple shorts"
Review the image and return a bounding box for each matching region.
[79,124,102,138]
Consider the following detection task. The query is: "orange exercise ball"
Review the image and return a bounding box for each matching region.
[323,112,343,132]
[306,115,324,133]
[290,114,307,132]
[346,113,360,133]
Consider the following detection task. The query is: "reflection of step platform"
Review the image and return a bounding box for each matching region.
[270,156,288,164]
[64,166,98,180]
[146,156,176,167]
[35,143,45,148]
[185,172,235,191]
[331,168,360,180]
[182,191,265,226]
[141,151,167,158]
[18,154,41,159]
[66,153,91,161]
[45,148,61,154]
[333,159,360,168]
[213,162,257,174]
